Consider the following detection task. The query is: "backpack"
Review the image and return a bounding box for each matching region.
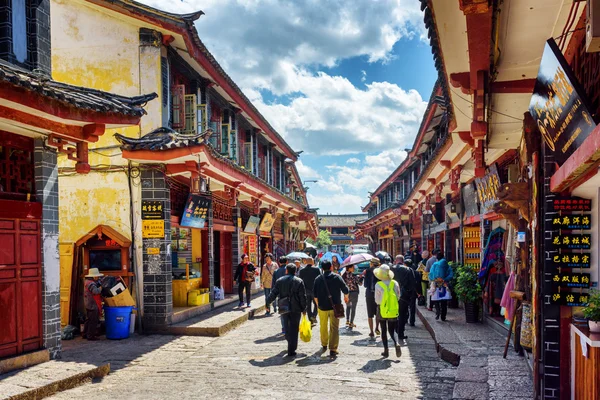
[378,281,399,319]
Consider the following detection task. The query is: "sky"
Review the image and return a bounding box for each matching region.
[138,0,438,214]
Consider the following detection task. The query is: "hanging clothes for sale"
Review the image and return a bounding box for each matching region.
[500,271,516,321]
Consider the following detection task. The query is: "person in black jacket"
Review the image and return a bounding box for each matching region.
[390,255,417,341]
[298,259,321,325]
[404,258,422,327]
[233,254,256,308]
[267,263,307,357]
[313,260,349,357]
[272,256,288,334]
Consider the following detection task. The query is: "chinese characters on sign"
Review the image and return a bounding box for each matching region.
[247,235,258,265]
[142,220,165,238]
[551,272,591,288]
[550,197,592,212]
[529,38,597,166]
[141,201,164,220]
[552,253,591,268]
[474,164,501,212]
[550,214,591,230]
[180,194,211,229]
[550,292,589,307]
[551,234,592,249]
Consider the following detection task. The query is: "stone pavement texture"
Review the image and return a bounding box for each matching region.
[46,299,457,400]
[418,305,533,400]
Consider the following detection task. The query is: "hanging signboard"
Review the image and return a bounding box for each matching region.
[141,200,164,220]
[180,194,211,229]
[258,212,275,233]
[550,196,592,212]
[142,220,165,238]
[550,292,590,307]
[552,252,591,268]
[244,216,260,233]
[529,38,597,166]
[551,272,591,288]
[474,164,501,212]
[551,234,591,249]
[551,214,591,230]
[462,183,480,217]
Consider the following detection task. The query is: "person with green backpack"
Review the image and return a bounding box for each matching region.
[374,264,402,358]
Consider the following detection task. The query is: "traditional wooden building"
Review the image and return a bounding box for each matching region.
[0,0,154,361]
[317,214,367,254]
[52,0,317,331]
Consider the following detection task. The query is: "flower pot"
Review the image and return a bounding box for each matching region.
[464,301,480,323]
[589,320,600,333]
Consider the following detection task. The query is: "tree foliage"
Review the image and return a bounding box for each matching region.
[307,229,332,249]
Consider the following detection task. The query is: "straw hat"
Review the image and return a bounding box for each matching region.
[374,264,394,281]
[85,268,104,278]
[370,258,381,267]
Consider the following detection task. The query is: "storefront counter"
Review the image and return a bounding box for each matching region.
[570,324,600,399]
[173,278,201,307]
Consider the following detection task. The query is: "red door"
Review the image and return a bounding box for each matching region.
[221,232,233,294]
[201,230,209,289]
[0,200,43,359]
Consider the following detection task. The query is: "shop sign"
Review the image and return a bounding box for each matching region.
[258,212,275,233]
[180,194,211,229]
[552,272,591,288]
[517,232,526,243]
[551,234,591,249]
[550,196,592,212]
[529,38,597,166]
[474,164,501,212]
[551,214,591,230]
[552,252,591,268]
[247,235,258,264]
[141,201,164,220]
[462,183,480,217]
[550,292,589,307]
[244,216,260,233]
[142,220,164,238]
[333,240,353,245]
[147,247,160,255]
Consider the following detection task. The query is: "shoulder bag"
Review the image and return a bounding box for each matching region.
[277,276,293,315]
[321,270,345,319]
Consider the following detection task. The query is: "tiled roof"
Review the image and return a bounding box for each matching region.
[0,61,157,116]
[114,127,211,151]
[318,214,368,227]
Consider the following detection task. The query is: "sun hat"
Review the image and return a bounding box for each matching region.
[370,258,381,266]
[85,268,104,278]
[374,264,394,281]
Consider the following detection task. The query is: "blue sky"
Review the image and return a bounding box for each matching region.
[140,0,437,214]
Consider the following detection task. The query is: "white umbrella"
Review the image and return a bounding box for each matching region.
[286,252,312,260]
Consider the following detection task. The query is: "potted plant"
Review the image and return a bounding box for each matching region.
[583,290,600,333]
[448,262,459,309]
[454,263,482,323]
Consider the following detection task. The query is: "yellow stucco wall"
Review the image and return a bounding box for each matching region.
[51,0,163,324]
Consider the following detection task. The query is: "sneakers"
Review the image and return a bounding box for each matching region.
[329,350,338,357]
[395,344,402,357]
[375,329,381,336]
[247,303,251,308]
[238,301,244,307]
[265,311,271,316]
[369,332,375,339]
[381,350,389,358]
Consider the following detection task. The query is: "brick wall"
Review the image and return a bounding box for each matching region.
[31,0,51,75]
[34,139,61,358]
[140,169,172,329]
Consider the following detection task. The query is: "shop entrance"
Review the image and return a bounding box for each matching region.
[260,236,271,266]
[0,201,43,359]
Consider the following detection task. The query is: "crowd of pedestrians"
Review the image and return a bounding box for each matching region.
[238,247,454,359]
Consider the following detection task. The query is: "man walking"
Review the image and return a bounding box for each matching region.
[261,253,279,316]
[362,257,381,338]
[267,263,307,357]
[313,260,349,357]
[272,256,288,333]
[298,257,320,325]
[391,255,417,341]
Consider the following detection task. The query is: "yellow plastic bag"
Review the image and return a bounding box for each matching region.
[299,314,312,343]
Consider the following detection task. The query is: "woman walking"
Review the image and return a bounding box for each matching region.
[374,264,402,358]
[261,253,279,315]
[342,264,360,330]
[234,254,256,308]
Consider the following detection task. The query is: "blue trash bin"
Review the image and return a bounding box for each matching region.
[104,306,133,339]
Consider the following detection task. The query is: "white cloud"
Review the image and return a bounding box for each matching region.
[361,70,367,83]
[346,158,360,165]
[307,192,365,214]
[295,160,320,180]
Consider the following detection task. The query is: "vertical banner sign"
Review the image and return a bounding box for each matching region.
[474,164,501,213]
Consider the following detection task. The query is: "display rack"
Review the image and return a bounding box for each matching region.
[463,226,481,269]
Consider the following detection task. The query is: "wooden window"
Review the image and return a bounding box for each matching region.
[221,124,230,156]
[197,103,207,133]
[229,129,237,161]
[243,142,252,170]
[182,94,197,134]
[172,84,185,129]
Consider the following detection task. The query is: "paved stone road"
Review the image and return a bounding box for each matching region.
[49,300,456,400]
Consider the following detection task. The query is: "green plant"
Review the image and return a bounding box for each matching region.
[306,229,332,249]
[454,263,482,303]
[583,290,600,321]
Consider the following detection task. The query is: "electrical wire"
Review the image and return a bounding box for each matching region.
[450,87,523,121]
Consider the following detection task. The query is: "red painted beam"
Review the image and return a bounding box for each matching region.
[457,131,474,147]
[490,79,536,94]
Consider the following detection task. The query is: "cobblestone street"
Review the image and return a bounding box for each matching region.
[48,300,457,400]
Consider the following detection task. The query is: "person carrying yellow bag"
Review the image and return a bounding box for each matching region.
[299,314,312,343]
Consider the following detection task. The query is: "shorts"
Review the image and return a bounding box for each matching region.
[366,295,377,318]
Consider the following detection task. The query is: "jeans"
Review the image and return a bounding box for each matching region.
[318,309,340,351]
[306,291,318,321]
[380,319,398,351]
[281,312,302,354]
[238,281,251,305]
[346,291,359,324]
[264,288,277,312]
[435,299,448,320]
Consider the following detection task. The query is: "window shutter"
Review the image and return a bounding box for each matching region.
[172,84,185,129]
[183,94,197,134]
[221,124,230,156]
[244,143,252,170]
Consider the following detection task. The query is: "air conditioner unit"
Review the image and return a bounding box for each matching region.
[586,0,600,52]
